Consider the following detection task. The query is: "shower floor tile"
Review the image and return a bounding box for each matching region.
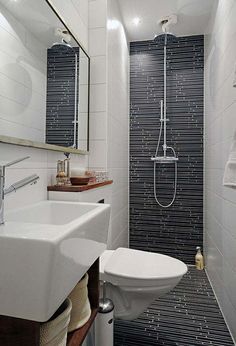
[114,267,234,346]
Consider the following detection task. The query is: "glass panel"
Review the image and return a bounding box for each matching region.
[0,0,89,152]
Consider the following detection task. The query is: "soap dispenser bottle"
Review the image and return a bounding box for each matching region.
[195,246,204,270]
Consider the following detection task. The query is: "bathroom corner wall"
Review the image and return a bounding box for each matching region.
[88,0,129,249]
[107,0,129,249]
[88,0,108,169]
[205,0,236,341]
[1,0,89,212]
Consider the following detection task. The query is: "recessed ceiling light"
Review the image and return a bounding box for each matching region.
[107,19,120,30]
[132,17,141,26]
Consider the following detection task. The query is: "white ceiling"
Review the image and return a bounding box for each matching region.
[117,0,216,42]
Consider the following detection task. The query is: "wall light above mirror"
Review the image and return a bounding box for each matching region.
[0,0,90,154]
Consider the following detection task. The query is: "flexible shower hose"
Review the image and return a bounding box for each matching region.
[153,30,178,208]
[153,121,178,208]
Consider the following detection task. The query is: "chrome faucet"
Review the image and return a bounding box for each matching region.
[0,156,39,225]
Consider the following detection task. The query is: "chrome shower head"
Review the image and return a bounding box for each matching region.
[154,32,176,45]
[51,28,73,49]
[50,39,73,49]
[154,15,177,45]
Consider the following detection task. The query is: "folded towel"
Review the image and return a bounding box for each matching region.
[233,63,236,87]
[223,131,236,187]
[223,160,236,187]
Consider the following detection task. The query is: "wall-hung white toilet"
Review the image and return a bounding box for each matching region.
[100,247,188,320]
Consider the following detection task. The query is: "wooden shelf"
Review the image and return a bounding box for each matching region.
[0,317,40,345]
[47,180,113,193]
[0,258,100,346]
[67,308,98,346]
[67,258,100,346]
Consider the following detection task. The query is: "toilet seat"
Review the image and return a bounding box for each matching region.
[100,248,187,287]
[99,247,188,320]
[100,250,114,281]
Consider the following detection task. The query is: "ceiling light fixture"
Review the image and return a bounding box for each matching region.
[107,19,120,30]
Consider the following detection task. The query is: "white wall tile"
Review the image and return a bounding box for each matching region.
[88,140,107,168]
[72,0,89,27]
[0,4,47,143]
[89,112,107,140]
[87,0,129,249]
[106,0,129,249]
[0,142,88,213]
[205,0,236,342]
[90,56,107,84]
[89,0,107,29]
[89,28,107,56]
[90,83,107,112]
[0,0,89,213]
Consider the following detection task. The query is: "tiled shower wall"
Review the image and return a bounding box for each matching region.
[130,36,204,264]
[46,47,80,147]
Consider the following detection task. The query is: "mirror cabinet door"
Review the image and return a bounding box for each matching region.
[0,0,89,153]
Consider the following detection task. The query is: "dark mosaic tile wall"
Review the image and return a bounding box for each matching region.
[130,36,204,264]
[46,46,80,147]
[115,267,234,346]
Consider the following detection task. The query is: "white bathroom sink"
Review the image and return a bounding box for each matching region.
[7,201,102,225]
[0,201,110,322]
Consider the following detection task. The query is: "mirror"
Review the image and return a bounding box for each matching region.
[0,0,89,153]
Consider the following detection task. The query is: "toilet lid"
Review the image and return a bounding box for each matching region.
[104,248,187,281]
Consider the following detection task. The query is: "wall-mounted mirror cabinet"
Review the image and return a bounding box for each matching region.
[0,0,89,154]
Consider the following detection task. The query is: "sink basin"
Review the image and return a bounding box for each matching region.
[0,200,110,322]
[7,202,102,225]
